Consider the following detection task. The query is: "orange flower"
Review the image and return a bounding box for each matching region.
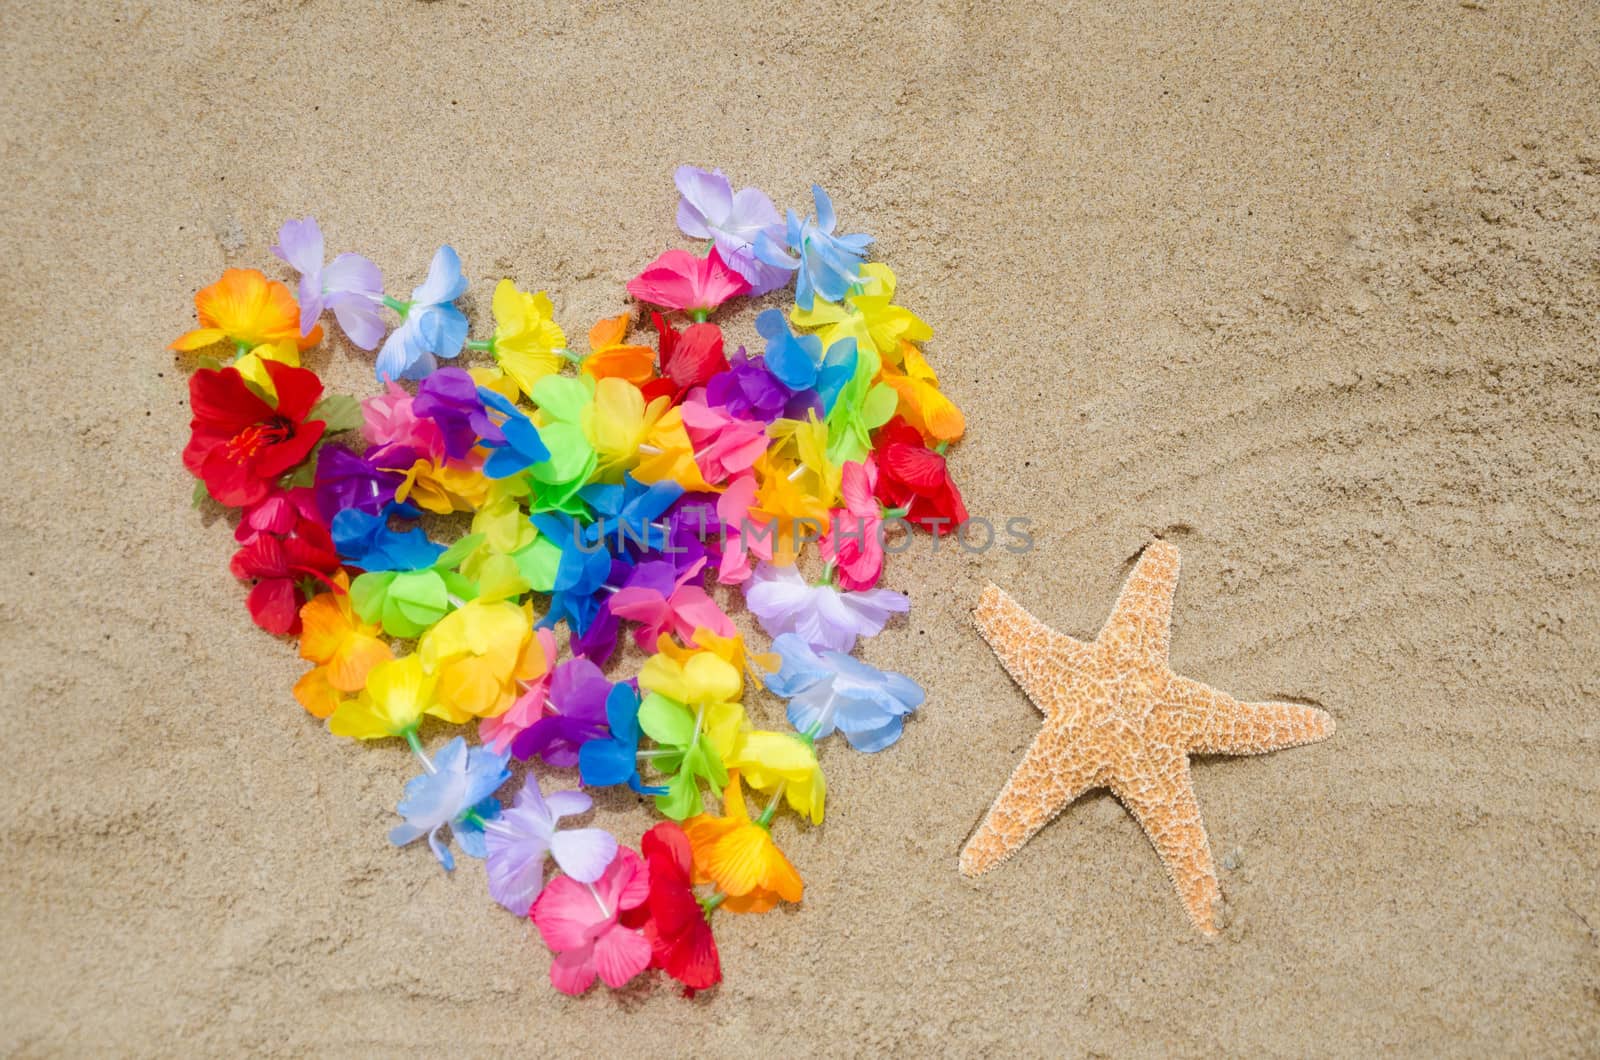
[684,772,804,913]
[581,313,657,385]
[293,572,391,718]
[880,341,964,443]
[171,268,323,356]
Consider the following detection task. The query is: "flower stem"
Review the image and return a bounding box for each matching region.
[699,890,727,915]
[690,309,710,323]
[756,782,786,829]
[934,441,950,455]
[381,294,410,317]
[557,348,586,363]
[465,338,495,353]
[402,728,436,775]
[882,505,910,520]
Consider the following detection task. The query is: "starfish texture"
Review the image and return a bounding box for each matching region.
[959,540,1334,933]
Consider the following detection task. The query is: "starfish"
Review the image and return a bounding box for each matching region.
[959,540,1334,933]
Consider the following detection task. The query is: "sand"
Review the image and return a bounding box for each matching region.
[3,1,1598,1055]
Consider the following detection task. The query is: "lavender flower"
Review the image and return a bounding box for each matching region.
[271,216,387,349]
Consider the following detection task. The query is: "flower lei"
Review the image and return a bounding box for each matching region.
[173,168,968,996]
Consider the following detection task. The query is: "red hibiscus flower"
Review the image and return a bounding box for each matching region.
[229,504,342,636]
[639,821,721,994]
[873,417,969,532]
[627,248,750,317]
[641,311,730,404]
[184,360,326,508]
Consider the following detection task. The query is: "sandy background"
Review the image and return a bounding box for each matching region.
[3,0,1599,1055]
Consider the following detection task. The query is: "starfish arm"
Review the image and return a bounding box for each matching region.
[1111,757,1221,935]
[1096,540,1180,664]
[1164,675,1335,756]
[959,720,1100,877]
[972,584,1092,717]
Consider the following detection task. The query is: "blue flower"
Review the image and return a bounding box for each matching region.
[754,308,857,411]
[576,474,685,555]
[766,633,924,752]
[375,245,469,382]
[754,185,873,310]
[330,502,445,571]
[477,387,551,479]
[389,736,512,871]
[529,511,618,633]
[578,682,669,796]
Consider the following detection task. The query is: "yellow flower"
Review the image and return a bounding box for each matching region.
[767,412,840,509]
[394,457,491,514]
[789,263,930,362]
[750,452,831,566]
[583,377,670,484]
[293,572,393,719]
[171,268,322,356]
[418,599,534,723]
[728,729,826,824]
[684,773,804,913]
[632,405,714,492]
[327,655,437,740]
[491,279,567,398]
[656,629,777,691]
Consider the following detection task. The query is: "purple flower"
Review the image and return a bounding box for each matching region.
[743,561,909,653]
[484,777,619,917]
[510,657,613,765]
[271,216,386,349]
[705,347,791,422]
[674,166,791,295]
[312,443,404,520]
[414,367,501,459]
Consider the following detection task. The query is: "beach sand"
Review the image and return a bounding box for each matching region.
[3,1,1598,1054]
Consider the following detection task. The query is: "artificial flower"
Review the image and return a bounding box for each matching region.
[524,374,600,513]
[312,443,405,520]
[327,654,438,740]
[511,656,614,766]
[478,626,560,753]
[293,571,392,719]
[490,280,568,397]
[577,474,684,556]
[329,502,443,571]
[704,348,791,423]
[823,350,899,466]
[767,412,842,510]
[673,164,789,294]
[680,394,768,484]
[228,510,341,635]
[418,599,535,723]
[636,650,747,819]
[754,308,857,406]
[626,247,749,317]
[485,777,618,917]
[361,381,445,457]
[631,406,715,493]
[476,387,551,479]
[233,485,320,545]
[171,267,323,358]
[766,633,924,752]
[790,262,931,360]
[414,367,500,460]
[754,185,872,310]
[389,735,511,871]
[587,377,670,484]
[748,452,831,567]
[713,473,767,584]
[818,459,885,590]
[656,627,778,692]
[530,847,651,995]
[580,313,656,386]
[392,452,492,515]
[683,773,803,913]
[526,510,613,632]
[644,312,729,403]
[183,361,327,507]
[608,558,735,652]
[375,245,469,382]
[728,729,826,824]
[347,534,480,639]
[873,417,969,531]
[879,341,965,443]
[638,821,721,992]
[578,682,668,796]
[743,561,909,653]
[271,216,385,348]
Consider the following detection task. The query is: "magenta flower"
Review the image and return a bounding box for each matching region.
[608,558,736,652]
[530,847,652,995]
[743,560,908,652]
[681,394,770,484]
[819,458,885,590]
[674,165,791,295]
[627,247,749,316]
[271,216,386,349]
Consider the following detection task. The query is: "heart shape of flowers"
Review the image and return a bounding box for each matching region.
[172,167,968,997]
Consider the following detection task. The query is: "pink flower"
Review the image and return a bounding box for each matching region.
[820,459,885,590]
[478,627,561,754]
[682,394,770,484]
[626,248,750,316]
[609,557,737,652]
[361,381,445,459]
[530,847,652,995]
[713,473,772,585]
